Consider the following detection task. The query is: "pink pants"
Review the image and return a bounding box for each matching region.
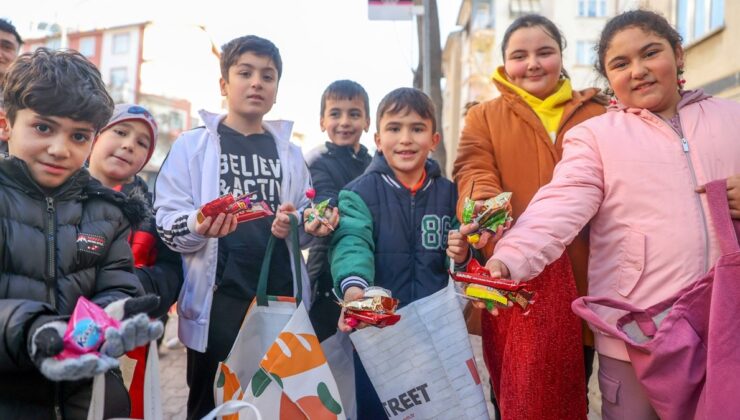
[598,354,659,420]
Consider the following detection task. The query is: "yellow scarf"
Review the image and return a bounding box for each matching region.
[493,67,572,142]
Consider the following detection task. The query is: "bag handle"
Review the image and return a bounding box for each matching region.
[201,400,262,420]
[705,179,740,255]
[571,296,657,343]
[257,213,302,306]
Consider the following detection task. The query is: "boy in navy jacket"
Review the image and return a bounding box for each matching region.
[331,88,470,419]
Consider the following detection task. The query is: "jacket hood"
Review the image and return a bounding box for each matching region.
[84,176,149,229]
[325,141,370,158]
[197,109,294,145]
[492,66,603,108]
[608,88,711,114]
[305,141,371,167]
[0,155,89,200]
[366,152,442,180]
[0,156,148,227]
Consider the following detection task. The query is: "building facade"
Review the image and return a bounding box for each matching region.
[23,22,223,178]
[442,0,641,174]
[643,0,738,100]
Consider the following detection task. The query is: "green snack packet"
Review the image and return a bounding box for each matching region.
[462,197,477,224]
[308,198,332,223]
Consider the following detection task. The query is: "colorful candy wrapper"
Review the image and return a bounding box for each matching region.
[57,297,120,360]
[305,188,334,231]
[450,259,535,313]
[197,192,273,224]
[461,192,513,245]
[342,287,401,328]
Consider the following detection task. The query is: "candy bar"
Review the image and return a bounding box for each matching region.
[450,259,535,312]
[197,192,273,224]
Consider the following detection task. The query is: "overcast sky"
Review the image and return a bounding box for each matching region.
[3,0,462,152]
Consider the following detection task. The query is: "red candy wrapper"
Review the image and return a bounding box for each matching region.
[57,297,119,360]
[450,259,535,312]
[342,288,401,329]
[197,193,273,224]
[345,311,401,328]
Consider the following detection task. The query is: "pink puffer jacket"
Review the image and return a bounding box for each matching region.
[493,91,740,361]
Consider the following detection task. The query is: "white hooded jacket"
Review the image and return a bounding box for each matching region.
[154,110,313,352]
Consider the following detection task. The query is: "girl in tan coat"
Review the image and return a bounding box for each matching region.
[453,15,605,420]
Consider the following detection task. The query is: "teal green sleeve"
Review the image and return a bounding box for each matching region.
[330,190,375,296]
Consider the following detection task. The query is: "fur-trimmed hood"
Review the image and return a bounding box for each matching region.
[83,176,150,229]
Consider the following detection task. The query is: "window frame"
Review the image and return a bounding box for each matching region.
[112,32,130,55]
[676,0,725,45]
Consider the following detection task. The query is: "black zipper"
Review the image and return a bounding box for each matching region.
[45,197,57,310]
[44,196,63,420]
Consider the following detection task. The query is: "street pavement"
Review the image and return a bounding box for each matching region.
[159,315,188,420]
[158,314,602,420]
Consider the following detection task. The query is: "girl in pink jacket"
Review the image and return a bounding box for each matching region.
[481,10,740,420]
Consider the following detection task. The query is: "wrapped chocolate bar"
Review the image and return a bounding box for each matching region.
[342,287,401,328]
[461,192,513,245]
[197,192,273,224]
[450,259,535,313]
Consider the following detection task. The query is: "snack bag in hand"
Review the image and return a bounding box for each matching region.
[461,192,513,245]
[450,259,535,313]
[57,297,119,360]
[197,192,274,224]
[342,287,401,328]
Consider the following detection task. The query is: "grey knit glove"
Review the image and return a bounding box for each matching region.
[30,321,119,382]
[100,295,164,358]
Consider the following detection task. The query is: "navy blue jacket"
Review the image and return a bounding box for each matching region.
[331,154,458,307]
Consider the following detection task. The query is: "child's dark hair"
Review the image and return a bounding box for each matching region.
[501,14,567,58]
[501,14,569,78]
[0,18,22,46]
[596,10,682,77]
[220,35,282,81]
[376,88,436,133]
[3,48,114,131]
[320,80,370,118]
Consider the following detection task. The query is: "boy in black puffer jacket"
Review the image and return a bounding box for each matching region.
[304,80,372,341]
[0,49,162,419]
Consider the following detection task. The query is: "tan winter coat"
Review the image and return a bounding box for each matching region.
[453,79,606,345]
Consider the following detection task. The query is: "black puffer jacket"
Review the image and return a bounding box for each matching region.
[0,156,145,416]
[304,142,371,340]
[121,176,183,319]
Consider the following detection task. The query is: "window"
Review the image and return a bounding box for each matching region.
[510,0,542,17]
[472,0,494,30]
[46,38,61,50]
[576,40,597,66]
[112,33,130,54]
[110,67,128,88]
[578,0,607,17]
[677,0,724,44]
[79,37,95,57]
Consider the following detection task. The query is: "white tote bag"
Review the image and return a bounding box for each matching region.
[350,282,490,420]
[87,341,162,420]
[213,215,345,420]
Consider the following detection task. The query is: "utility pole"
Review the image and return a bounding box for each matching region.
[422,0,431,96]
[414,0,446,174]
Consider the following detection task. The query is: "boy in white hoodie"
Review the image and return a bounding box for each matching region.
[153,35,313,419]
